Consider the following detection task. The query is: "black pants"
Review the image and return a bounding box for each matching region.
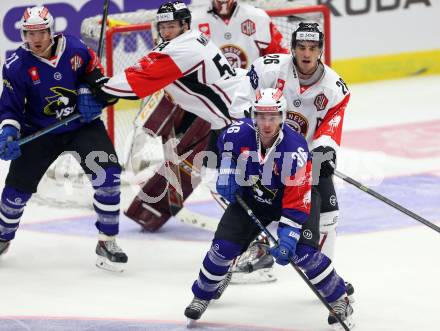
[5,120,120,193]
[316,176,339,213]
[214,188,321,252]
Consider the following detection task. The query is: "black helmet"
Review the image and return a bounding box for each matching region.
[156,1,191,28]
[291,22,324,49]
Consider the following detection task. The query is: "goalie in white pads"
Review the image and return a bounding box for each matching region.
[184,88,354,330]
[84,1,247,231]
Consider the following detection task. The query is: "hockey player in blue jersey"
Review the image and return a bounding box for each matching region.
[184,88,354,330]
[0,6,127,271]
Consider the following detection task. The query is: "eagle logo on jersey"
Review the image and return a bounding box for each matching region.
[286,112,309,137]
[221,44,248,69]
[251,176,278,205]
[3,79,13,92]
[43,87,77,119]
[241,19,256,36]
[314,93,328,111]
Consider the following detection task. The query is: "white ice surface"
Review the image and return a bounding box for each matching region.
[1,75,440,331]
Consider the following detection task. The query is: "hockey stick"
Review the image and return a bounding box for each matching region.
[332,168,440,234]
[18,113,81,146]
[235,194,351,331]
[97,0,110,59]
[18,1,110,147]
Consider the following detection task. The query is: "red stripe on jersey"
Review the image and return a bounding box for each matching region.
[85,47,104,74]
[125,52,183,98]
[313,93,350,146]
[262,22,289,55]
[282,160,312,216]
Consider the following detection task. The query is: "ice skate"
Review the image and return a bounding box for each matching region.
[213,271,232,300]
[95,234,128,272]
[328,295,355,330]
[345,281,355,304]
[184,296,210,327]
[230,238,276,284]
[0,240,10,257]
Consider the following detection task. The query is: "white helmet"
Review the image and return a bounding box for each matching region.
[252,88,287,126]
[20,6,55,44]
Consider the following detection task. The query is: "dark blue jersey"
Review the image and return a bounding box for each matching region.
[217,118,312,224]
[0,34,102,135]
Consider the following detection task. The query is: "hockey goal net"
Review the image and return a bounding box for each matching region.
[80,0,331,167]
[35,1,330,208]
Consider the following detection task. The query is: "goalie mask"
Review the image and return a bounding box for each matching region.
[212,0,236,18]
[252,88,287,137]
[20,6,55,50]
[291,22,324,50]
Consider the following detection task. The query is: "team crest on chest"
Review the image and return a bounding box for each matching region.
[241,19,256,36]
[54,72,62,81]
[286,111,309,136]
[70,55,84,71]
[221,44,248,69]
[314,93,328,111]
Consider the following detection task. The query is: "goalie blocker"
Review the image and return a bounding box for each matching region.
[125,92,211,231]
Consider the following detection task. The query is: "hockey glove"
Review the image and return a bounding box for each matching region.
[0,126,21,161]
[77,84,105,123]
[270,223,301,266]
[216,156,241,204]
[312,145,336,177]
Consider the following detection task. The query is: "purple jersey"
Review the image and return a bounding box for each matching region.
[217,118,312,224]
[0,34,101,135]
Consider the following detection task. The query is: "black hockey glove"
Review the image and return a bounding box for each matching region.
[82,68,118,105]
[312,146,336,177]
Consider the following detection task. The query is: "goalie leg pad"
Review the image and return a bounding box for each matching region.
[125,117,211,232]
[0,186,32,241]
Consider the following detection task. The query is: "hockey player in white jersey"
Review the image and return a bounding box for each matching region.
[191,0,288,69]
[85,1,246,231]
[231,22,354,297]
[184,88,354,330]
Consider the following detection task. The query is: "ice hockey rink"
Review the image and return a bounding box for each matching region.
[0,75,439,331]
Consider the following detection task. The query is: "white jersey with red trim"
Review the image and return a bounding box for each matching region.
[103,29,244,130]
[231,53,350,150]
[191,3,287,69]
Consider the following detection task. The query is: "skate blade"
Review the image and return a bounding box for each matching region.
[96,256,125,272]
[186,318,197,328]
[230,268,277,284]
[348,294,356,304]
[331,316,355,331]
